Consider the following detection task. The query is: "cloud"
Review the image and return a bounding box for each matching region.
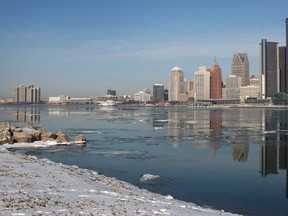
[60,33,261,63]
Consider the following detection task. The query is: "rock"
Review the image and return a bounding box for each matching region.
[0,122,10,130]
[139,174,160,182]
[13,132,33,143]
[74,134,86,143]
[22,128,41,141]
[56,131,70,143]
[40,132,57,142]
[0,128,14,144]
[34,127,48,133]
[13,127,23,132]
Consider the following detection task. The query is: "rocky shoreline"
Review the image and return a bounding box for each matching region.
[0,122,86,145]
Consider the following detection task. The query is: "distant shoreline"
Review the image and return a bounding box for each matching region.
[1,102,288,109]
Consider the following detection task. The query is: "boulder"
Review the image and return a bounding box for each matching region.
[22,128,41,141]
[75,134,86,142]
[13,132,33,143]
[40,132,57,142]
[0,128,14,144]
[34,127,48,133]
[0,122,10,130]
[13,127,23,132]
[56,131,70,143]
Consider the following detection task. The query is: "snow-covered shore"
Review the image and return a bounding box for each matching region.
[0,148,240,215]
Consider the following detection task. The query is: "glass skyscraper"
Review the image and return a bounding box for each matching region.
[259,39,279,98]
[153,84,164,102]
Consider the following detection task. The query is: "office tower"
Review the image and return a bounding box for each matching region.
[107,89,116,96]
[231,53,249,86]
[168,66,185,102]
[259,39,279,98]
[13,85,41,103]
[194,66,210,100]
[164,89,169,101]
[153,84,164,102]
[279,47,287,93]
[225,75,241,99]
[210,59,223,99]
[286,18,288,85]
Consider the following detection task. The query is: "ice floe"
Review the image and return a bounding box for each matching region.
[140,174,160,182]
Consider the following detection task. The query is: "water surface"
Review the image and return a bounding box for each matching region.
[1,105,287,216]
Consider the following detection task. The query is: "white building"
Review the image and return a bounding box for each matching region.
[224,75,241,99]
[194,66,210,101]
[134,90,151,102]
[48,95,67,104]
[240,85,260,101]
[168,66,186,102]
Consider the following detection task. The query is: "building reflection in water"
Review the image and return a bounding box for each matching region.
[165,108,288,191]
[167,110,185,147]
[209,109,222,156]
[12,106,40,124]
[259,109,288,198]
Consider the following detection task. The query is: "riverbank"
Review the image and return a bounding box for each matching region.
[0,148,239,215]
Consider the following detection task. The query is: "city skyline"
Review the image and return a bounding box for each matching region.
[0,0,287,100]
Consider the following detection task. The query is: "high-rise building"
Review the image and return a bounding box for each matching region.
[210,59,223,99]
[164,89,169,101]
[279,46,287,93]
[225,75,241,99]
[286,18,288,84]
[168,66,186,102]
[259,39,279,98]
[13,85,41,103]
[153,84,164,102]
[107,89,116,96]
[194,66,210,100]
[231,53,249,86]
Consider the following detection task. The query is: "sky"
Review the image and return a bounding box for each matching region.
[0,0,287,100]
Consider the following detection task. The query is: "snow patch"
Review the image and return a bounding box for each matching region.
[0,140,84,149]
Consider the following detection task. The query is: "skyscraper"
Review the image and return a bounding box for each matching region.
[231,53,249,86]
[153,84,164,102]
[168,66,185,102]
[194,66,210,100]
[279,46,287,93]
[210,59,223,99]
[286,18,288,83]
[259,39,279,98]
[225,75,241,99]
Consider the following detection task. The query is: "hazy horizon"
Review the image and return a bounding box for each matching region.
[1,0,287,100]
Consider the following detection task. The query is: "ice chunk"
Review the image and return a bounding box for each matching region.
[140,174,160,182]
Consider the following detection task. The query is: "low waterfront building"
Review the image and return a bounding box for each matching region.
[95,95,124,101]
[134,90,151,102]
[68,97,94,105]
[240,85,260,102]
[48,95,69,104]
[272,92,288,105]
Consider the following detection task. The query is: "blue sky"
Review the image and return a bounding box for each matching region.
[0,0,287,99]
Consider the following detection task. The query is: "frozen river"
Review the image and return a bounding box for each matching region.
[1,105,288,216]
